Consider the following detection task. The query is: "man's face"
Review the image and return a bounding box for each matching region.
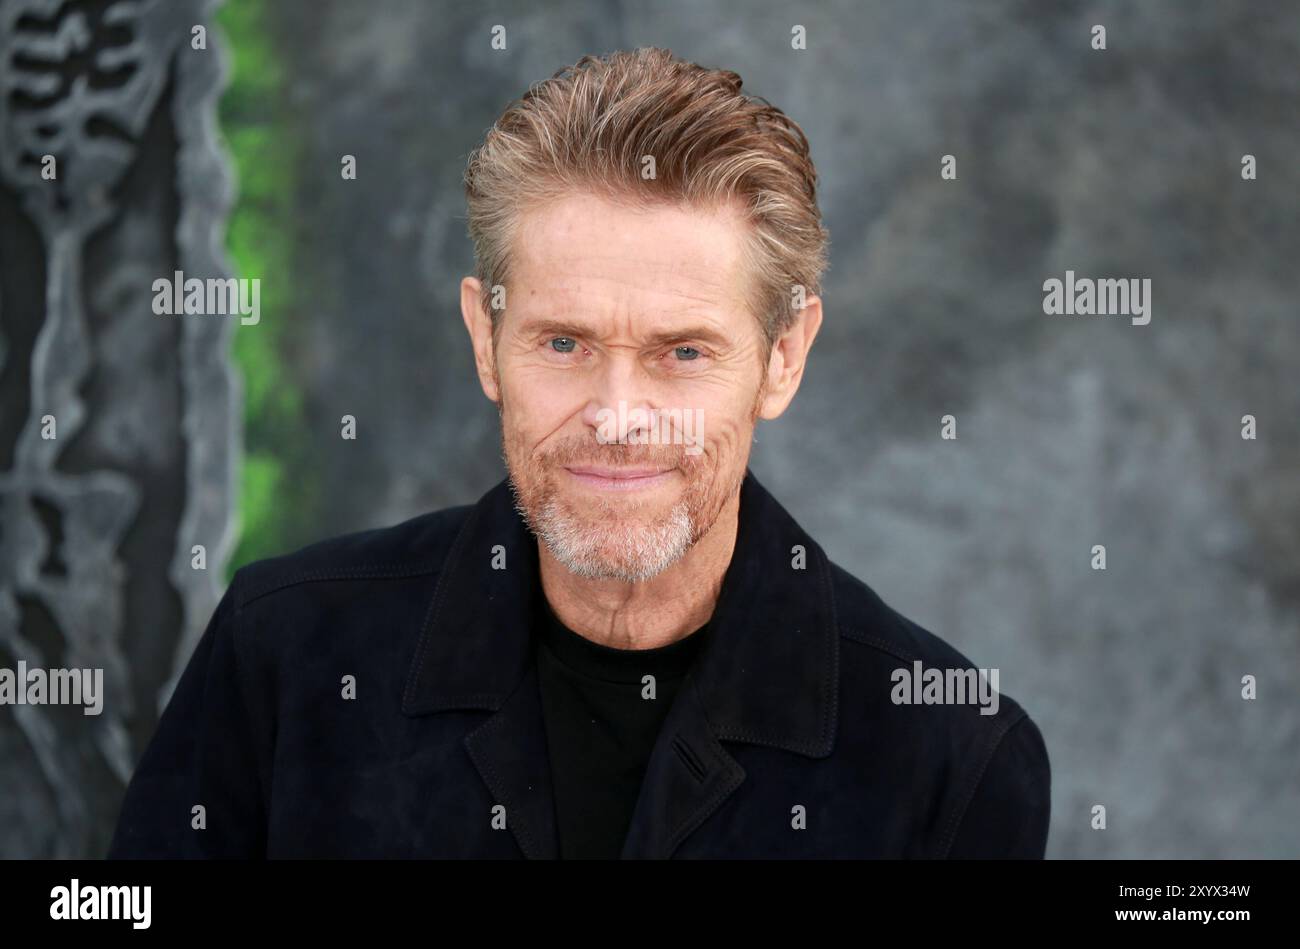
[485,191,768,582]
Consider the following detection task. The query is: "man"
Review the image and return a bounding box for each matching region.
[109,47,1050,859]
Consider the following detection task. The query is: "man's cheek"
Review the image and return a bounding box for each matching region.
[696,410,749,457]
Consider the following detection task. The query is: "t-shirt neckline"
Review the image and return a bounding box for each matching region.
[536,596,709,684]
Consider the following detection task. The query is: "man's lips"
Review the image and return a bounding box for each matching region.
[563,464,677,491]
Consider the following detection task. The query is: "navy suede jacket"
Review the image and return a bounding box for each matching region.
[108,470,1051,859]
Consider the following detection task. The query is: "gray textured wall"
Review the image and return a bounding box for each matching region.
[258,0,1300,858]
[1,0,1297,857]
[0,0,235,858]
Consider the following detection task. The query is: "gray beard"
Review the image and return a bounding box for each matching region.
[520,490,696,583]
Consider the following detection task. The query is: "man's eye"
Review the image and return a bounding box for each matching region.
[673,346,701,361]
[549,337,577,354]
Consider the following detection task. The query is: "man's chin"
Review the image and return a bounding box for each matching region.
[532,501,696,583]
[557,482,677,518]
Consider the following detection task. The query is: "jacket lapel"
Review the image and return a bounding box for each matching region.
[400,469,840,859]
[399,480,557,858]
[618,677,747,858]
[620,470,840,857]
[462,663,558,859]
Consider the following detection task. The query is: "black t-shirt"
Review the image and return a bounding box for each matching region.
[534,593,710,859]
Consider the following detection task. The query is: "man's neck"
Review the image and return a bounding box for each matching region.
[538,492,741,650]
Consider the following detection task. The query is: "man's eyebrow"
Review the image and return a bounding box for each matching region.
[515,317,600,339]
[517,316,733,349]
[642,326,733,350]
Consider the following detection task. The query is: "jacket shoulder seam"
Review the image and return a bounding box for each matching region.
[227,590,272,834]
[234,562,442,609]
[936,708,1031,857]
[839,626,920,664]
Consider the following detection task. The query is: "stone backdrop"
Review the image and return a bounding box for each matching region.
[0,0,1296,858]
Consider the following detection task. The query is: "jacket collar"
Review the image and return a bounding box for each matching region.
[401,467,840,757]
[400,468,840,858]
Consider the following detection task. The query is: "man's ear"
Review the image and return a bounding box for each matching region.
[759,294,823,420]
[460,276,500,403]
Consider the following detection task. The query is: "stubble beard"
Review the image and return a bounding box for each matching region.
[494,355,766,584]
[501,428,716,583]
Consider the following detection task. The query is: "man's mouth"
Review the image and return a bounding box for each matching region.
[562,464,677,492]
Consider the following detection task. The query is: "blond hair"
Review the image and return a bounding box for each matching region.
[463,47,829,348]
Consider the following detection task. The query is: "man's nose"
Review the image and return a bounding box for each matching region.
[580,356,657,446]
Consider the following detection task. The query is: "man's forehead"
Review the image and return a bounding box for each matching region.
[512,266,733,317]
[511,192,749,296]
